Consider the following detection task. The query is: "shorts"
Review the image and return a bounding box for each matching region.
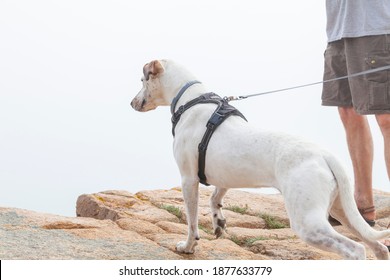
[322,34,390,115]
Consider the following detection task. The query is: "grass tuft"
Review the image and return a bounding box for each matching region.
[230,236,269,246]
[225,204,249,215]
[259,213,288,229]
[160,204,183,220]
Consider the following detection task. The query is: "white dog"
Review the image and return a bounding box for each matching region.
[131,59,390,259]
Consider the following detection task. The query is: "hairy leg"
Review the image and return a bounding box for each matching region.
[338,107,375,220]
[375,114,390,180]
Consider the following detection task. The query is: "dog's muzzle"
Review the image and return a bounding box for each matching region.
[131,97,146,111]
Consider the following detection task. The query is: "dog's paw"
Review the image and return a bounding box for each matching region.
[214,218,226,238]
[214,226,224,238]
[217,218,226,228]
[176,241,196,254]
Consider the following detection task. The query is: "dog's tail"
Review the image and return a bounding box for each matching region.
[324,152,390,241]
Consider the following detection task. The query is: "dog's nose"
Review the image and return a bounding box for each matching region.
[130,97,145,111]
[130,98,138,110]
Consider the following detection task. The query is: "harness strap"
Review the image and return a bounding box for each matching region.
[171,92,247,186]
[171,93,217,136]
[170,80,202,115]
[197,96,246,185]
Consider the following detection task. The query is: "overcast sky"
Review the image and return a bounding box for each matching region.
[0,0,388,217]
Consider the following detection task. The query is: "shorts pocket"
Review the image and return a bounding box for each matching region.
[368,81,390,110]
[365,50,390,83]
[365,51,390,110]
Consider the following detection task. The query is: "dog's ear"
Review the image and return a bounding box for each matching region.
[143,60,164,81]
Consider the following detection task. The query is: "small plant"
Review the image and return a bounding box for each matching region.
[229,235,243,246]
[245,236,269,246]
[198,225,214,236]
[225,204,249,215]
[259,213,288,229]
[160,204,182,220]
[229,235,269,247]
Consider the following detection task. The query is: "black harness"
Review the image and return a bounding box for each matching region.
[171,81,247,186]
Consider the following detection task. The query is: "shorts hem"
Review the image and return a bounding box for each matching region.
[356,109,390,115]
[322,101,390,115]
[321,100,352,107]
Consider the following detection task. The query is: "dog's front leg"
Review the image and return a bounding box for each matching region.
[176,179,200,254]
[210,187,228,238]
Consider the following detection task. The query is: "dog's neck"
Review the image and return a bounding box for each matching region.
[170,81,205,114]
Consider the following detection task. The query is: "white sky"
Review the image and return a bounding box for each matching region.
[0,0,388,217]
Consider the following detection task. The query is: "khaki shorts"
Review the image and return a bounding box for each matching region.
[322,34,390,115]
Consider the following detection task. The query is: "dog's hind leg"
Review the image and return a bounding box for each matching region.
[210,187,228,238]
[290,209,366,259]
[176,179,200,254]
[330,197,390,260]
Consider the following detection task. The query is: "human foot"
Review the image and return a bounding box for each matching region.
[358,206,376,227]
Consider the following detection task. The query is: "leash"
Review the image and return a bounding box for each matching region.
[225,65,390,102]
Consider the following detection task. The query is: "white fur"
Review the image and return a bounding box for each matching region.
[131,59,390,259]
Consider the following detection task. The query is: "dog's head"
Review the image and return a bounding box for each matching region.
[131,59,199,112]
[131,60,167,112]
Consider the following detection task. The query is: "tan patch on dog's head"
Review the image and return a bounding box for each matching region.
[143,60,164,81]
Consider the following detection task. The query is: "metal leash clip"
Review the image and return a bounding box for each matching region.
[223,96,246,102]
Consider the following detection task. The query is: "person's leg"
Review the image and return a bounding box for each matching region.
[375,114,390,248]
[375,114,390,179]
[338,106,375,222]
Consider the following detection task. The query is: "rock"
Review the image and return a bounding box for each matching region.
[77,191,180,223]
[1,187,389,259]
[155,221,188,235]
[116,218,166,235]
[146,233,268,260]
[226,227,298,243]
[374,190,390,219]
[249,239,341,260]
[223,210,266,229]
[0,207,180,260]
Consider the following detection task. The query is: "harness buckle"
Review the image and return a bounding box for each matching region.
[207,112,223,129]
[177,105,185,114]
